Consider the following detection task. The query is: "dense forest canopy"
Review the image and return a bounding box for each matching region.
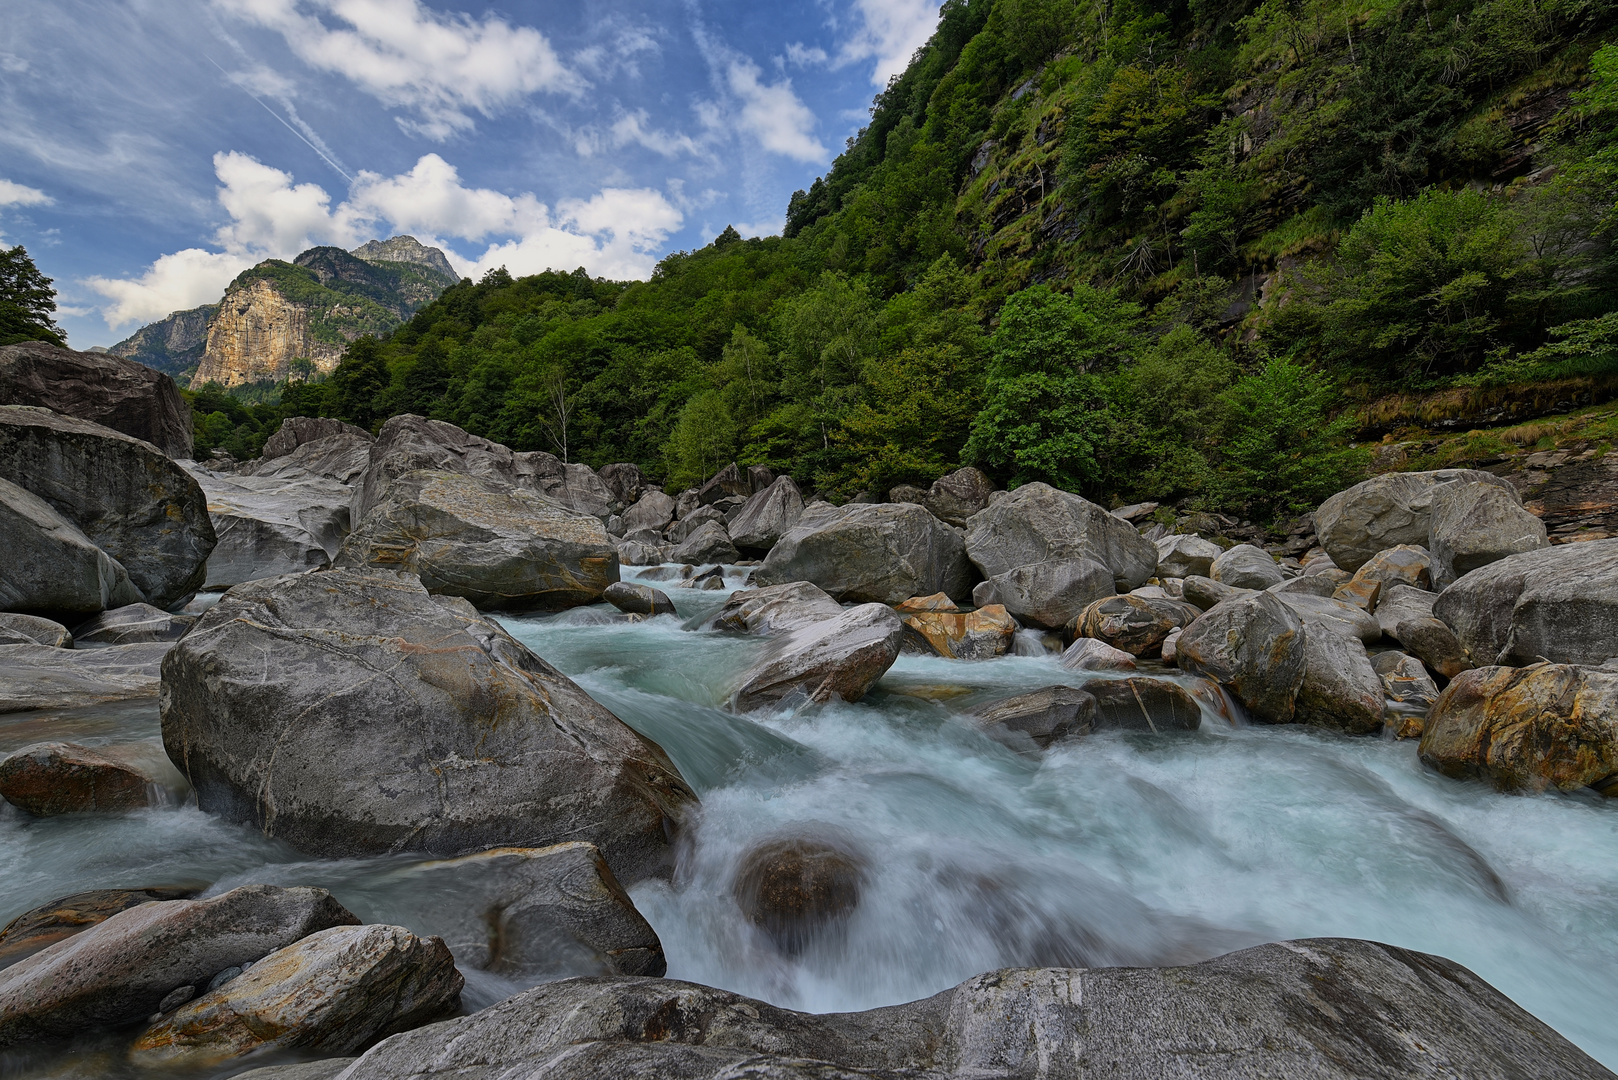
[188,0,1618,525]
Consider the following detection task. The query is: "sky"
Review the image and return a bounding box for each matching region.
[0,0,945,348]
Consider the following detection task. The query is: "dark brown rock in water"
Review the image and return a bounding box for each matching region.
[0,741,156,815]
[971,685,1097,749]
[602,581,676,617]
[0,341,194,458]
[0,886,201,970]
[1085,678,1203,733]
[734,837,865,954]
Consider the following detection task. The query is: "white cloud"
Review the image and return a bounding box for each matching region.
[215,0,582,139]
[346,153,546,240]
[733,214,784,239]
[839,0,944,86]
[724,59,827,163]
[783,43,830,67]
[85,249,255,328]
[213,151,363,253]
[0,179,51,208]
[467,188,683,281]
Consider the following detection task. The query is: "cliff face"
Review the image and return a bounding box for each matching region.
[351,236,458,282]
[191,278,345,389]
[109,304,216,378]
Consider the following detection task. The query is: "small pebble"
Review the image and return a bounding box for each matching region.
[157,984,195,1012]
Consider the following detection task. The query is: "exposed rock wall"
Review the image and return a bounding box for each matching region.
[191,279,344,390]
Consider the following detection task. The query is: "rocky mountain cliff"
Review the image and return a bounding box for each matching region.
[112,237,459,390]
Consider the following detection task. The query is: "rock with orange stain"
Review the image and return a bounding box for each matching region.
[900,604,1017,661]
[1176,592,1308,725]
[0,886,201,970]
[0,741,156,816]
[1070,594,1197,657]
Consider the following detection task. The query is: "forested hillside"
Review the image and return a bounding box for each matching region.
[192,0,1618,525]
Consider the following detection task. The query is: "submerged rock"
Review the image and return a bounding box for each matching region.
[0,476,142,617]
[757,502,974,604]
[161,569,694,880]
[986,557,1115,631]
[1431,539,1618,668]
[734,837,865,955]
[1176,593,1308,724]
[602,581,676,617]
[1315,469,1515,573]
[0,341,194,458]
[971,685,1098,749]
[71,603,194,646]
[0,886,202,971]
[730,603,905,710]
[0,641,170,712]
[964,482,1158,590]
[0,741,163,815]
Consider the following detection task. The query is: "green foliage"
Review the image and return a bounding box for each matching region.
[0,246,63,348]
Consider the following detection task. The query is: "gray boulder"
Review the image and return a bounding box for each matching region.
[697,463,750,506]
[1377,585,1470,680]
[0,407,215,608]
[1273,592,1381,644]
[1154,533,1222,579]
[0,613,71,647]
[183,462,355,588]
[730,603,905,711]
[971,685,1097,750]
[1176,593,1308,724]
[923,466,994,526]
[259,416,371,461]
[0,341,193,458]
[1431,539,1618,667]
[1315,469,1515,573]
[598,463,656,508]
[0,884,358,1048]
[1181,575,1253,611]
[1428,481,1549,590]
[614,540,666,567]
[963,482,1158,590]
[160,569,695,879]
[244,432,374,486]
[1071,594,1195,657]
[705,582,844,636]
[603,582,676,617]
[621,490,676,536]
[669,520,739,566]
[670,504,725,541]
[987,557,1114,631]
[321,938,1612,1080]
[1058,637,1138,671]
[0,641,170,712]
[1210,544,1283,590]
[72,602,195,646]
[336,470,618,610]
[757,503,973,605]
[1374,650,1441,718]
[1333,544,1432,611]
[728,475,805,552]
[746,465,775,493]
[1270,574,1338,598]
[1293,619,1386,735]
[0,476,142,616]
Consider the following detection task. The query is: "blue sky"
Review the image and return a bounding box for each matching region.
[0,0,944,347]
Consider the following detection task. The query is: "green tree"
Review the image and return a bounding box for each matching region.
[1105,326,1237,501]
[663,390,738,490]
[326,337,390,429]
[0,246,64,347]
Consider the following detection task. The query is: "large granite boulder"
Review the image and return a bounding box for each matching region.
[0,884,358,1047]
[0,887,202,970]
[597,462,656,508]
[1315,469,1516,573]
[72,602,195,646]
[1176,593,1308,724]
[1292,618,1386,736]
[620,490,676,536]
[1377,585,1470,680]
[728,475,805,552]
[129,924,462,1069]
[1271,592,1381,644]
[0,407,215,608]
[243,432,374,487]
[730,603,905,710]
[923,466,994,526]
[0,641,170,712]
[336,470,617,610]
[1420,663,1618,795]
[1154,533,1222,579]
[0,341,193,458]
[0,613,71,648]
[756,502,974,604]
[0,476,142,616]
[1071,594,1194,657]
[160,569,695,879]
[1431,540,1618,667]
[987,557,1114,631]
[964,482,1158,590]
[1210,544,1284,590]
[971,685,1098,749]
[259,416,371,461]
[313,939,1612,1080]
[183,462,356,588]
[704,581,844,636]
[669,520,739,566]
[1428,481,1550,590]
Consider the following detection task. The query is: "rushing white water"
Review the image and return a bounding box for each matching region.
[3,566,1618,1076]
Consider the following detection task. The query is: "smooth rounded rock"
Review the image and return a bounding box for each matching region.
[0,341,193,458]
[729,475,805,552]
[923,467,994,527]
[1315,469,1516,573]
[0,886,202,971]
[669,520,740,566]
[1085,677,1204,732]
[757,502,973,605]
[1059,637,1139,671]
[0,741,159,815]
[603,581,676,617]
[1432,539,1618,668]
[1154,533,1222,579]
[71,603,195,646]
[0,475,143,617]
[0,641,170,712]
[1176,593,1307,724]
[1210,544,1283,590]
[1070,594,1195,657]
[730,603,905,710]
[971,685,1098,749]
[1378,585,1470,680]
[705,581,844,636]
[0,613,71,648]
[987,557,1115,631]
[1429,481,1549,590]
[964,482,1158,591]
[734,837,865,955]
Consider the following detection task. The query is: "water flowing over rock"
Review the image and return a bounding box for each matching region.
[1431,539,1618,667]
[1154,533,1222,579]
[1314,469,1516,573]
[1374,651,1440,736]
[1176,592,1308,724]
[128,924,463,1069]
[730,603,906,710]
[1377,585,1471,680]
[0,884,358,1047]
[734,836,866,955]
[0,407,215,608]
[0,341,193,458]
[0,641,170,712]
[1211,543,1284,590]
[963,482,1159,590]
[757,502,973,604]
[0,613,71,647]
[0,476,142,616]
[314,938,1612,1080]
[971,685,1098,749]
[1421,663,1618,795]
[987,557,1115,630]
[728,475,805,552]
[705,581,844,636]
[1429,481,1549,590]
[336,470,618,610]
[923,466,995,526]
[0,887,202,970]
[0,741,162,815]
[71,603,194,645]
[669,520,739,566]
[160,569,695,879]
[1086,676,1205,732]
[603,582,676,617]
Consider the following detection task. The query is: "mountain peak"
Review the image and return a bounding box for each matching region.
[351,236,458,282]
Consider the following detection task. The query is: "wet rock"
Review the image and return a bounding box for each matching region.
[899,604,1017,660]
[1160,627,1182,666]
[894,592,959,613]
[0,641,170,712]
[1315,469,1516,573]
[697,463,751,506]
[1154,533,1222,579]
[0,887,201,970]
[1429,481,1549,590]
[1058,638,1138,671]
[1431,539,1618,667]
[615,540,666,566]
[1181,575,1252,611]
[603,582,676,617]
[336,469,618,610]
[0,407,215,609]
[757,503,973,605]
[679,566,726,590]
[730,603,905,711]
[389,843,664,978]
[330,939,1610,1080]
[669,520,740,566]
[598,463,656,508]
[71,603,194,646]
[1373,651,1440,737]
[1334,544,1432,612]
[964,482,1158,591]
[728,475,805,553]
[971,685,1097,749]
[1293,620,1386,736]
[130,923,462,1069]
[0,613,71,648]
[706,581,844,636]
[1210,544,1283,590]
[1272,592,1382,644]
[1421,663,1618,794]
[0,341,193,458]
[621,490,676,536]
[0,884,358,1047]
[1176,593,1308,724]
[923,466,994,527]
[986,557,1114,631]
[183,462,355,588]
[1086,677,1204,732]
[161,569,695,879]
[0,741,165,815]
[1377,585,1471,680]
[734,837,865,955]
[1071,594,1196,657]
[1,475,142,617]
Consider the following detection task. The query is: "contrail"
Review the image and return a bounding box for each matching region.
[205,55,353,183]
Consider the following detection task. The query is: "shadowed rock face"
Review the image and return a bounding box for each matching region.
[0,477,142,617]
[318,938,1616,1080]
[734,837,866,955]
[161,568,695,880]
[0,342,193,459]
